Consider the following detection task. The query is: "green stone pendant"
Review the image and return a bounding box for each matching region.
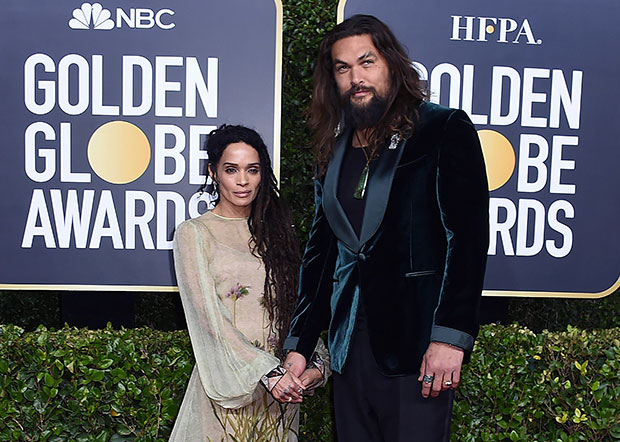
[353,164,369,199]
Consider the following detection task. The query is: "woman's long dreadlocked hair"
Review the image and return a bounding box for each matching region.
[199,125,300,358]
[311,14,427,177]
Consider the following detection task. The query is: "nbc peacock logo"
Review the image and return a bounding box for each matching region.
[69,3,114,30]
[68,2,176,30]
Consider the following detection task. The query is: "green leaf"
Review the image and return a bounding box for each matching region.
[99,359,114,369]
[116,424,132,436]
[44,373,54,387]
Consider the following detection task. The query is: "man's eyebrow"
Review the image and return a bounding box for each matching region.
[333,58,348,65]
[358,51,376,61]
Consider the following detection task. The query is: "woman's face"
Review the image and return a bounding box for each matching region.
[210,142,261,217]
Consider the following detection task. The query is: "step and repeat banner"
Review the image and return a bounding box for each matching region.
[339,1,620,297]
[0,1,282,290]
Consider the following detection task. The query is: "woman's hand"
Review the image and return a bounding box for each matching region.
[270,370,305,404]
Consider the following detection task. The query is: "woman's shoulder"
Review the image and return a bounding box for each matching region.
[174,212,217,242]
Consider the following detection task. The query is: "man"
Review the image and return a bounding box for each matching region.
[280,14,489,441]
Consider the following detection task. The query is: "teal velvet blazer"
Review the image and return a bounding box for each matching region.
[284,102,489,375]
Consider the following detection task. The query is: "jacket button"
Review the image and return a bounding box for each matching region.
[358,252,366,261]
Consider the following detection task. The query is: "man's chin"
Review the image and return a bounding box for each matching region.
[349,98,372,110]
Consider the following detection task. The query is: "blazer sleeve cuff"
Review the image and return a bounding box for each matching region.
[283,336,299,352]
[431,325,474,352]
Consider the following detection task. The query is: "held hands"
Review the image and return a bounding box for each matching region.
[266,351,325,403]
[267,351,307,404]
[418,341,464,398]
[270,370,305,404]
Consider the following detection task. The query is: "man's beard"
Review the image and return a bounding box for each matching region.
[342,86,389,129]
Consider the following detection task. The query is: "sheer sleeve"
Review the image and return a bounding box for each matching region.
[173,220,279,409]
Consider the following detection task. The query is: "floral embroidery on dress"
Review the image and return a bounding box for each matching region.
[226,283,250,325]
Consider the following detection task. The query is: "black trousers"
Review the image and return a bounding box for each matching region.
[333,305,454,442]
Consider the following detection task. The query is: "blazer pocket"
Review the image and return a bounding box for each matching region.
[404,270,437,277]
[396,153,429,169]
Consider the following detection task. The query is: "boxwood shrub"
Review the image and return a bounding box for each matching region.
[1,323,619,441]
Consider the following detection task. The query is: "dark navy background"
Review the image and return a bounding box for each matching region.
[342,0,620,296]
[0,1,279,288]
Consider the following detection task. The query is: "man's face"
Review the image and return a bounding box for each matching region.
[331,34,391,116]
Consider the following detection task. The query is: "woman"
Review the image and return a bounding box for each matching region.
[170,125,328,442]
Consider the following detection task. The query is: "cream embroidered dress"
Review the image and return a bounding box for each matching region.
[170,211,299,442]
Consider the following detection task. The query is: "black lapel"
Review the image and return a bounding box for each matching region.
[358,136,407,246]
[322,128,361,252]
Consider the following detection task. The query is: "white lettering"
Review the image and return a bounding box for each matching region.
[58,54,89,115]
[155,56,183,117]
[89,190,123,249]
[125,191,155,249]
[24,122,55,183]
[517,134,548,193]
[550,70,582,130]
[157,192,185,249]
[24,53,55,115]
[550,136,578,194]
[488,197,516,256]
[60,123,91,183]
[516,199,546,256]
[50,189,94,248]
[155,124,186,184]
[521,68,550,128]
[490,66,520,126]
[92,55,120,116]
[22,189,56,248]
[122,56,153,116]
[546,200,574,258]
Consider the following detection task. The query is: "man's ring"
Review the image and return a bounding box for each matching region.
[444,380,453,387]
[297,388,303,393]
[423,374,434,384]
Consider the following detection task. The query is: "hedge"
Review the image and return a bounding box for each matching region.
[1,323,619,441]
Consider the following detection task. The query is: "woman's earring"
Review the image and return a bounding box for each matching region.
[206,176,218,195]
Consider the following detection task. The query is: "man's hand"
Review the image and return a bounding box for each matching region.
[418,341,464,398]
[299,367,323,390]
[283,351,306,377]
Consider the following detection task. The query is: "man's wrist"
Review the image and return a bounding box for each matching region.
[283,351,306,377]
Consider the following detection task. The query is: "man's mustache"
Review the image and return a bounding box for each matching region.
[343,85,377,100]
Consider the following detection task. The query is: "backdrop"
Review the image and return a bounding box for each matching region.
[0,0,282,290]
[339,0,620,298]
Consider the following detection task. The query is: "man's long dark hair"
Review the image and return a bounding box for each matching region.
[311,14,426,176]
[200,125,300,357]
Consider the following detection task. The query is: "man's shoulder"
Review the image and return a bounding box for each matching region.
[418,101,460,126]
[414,101,473,137]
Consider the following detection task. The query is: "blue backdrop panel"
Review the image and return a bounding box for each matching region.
[0,1,280,289]
[341,0,620,297]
